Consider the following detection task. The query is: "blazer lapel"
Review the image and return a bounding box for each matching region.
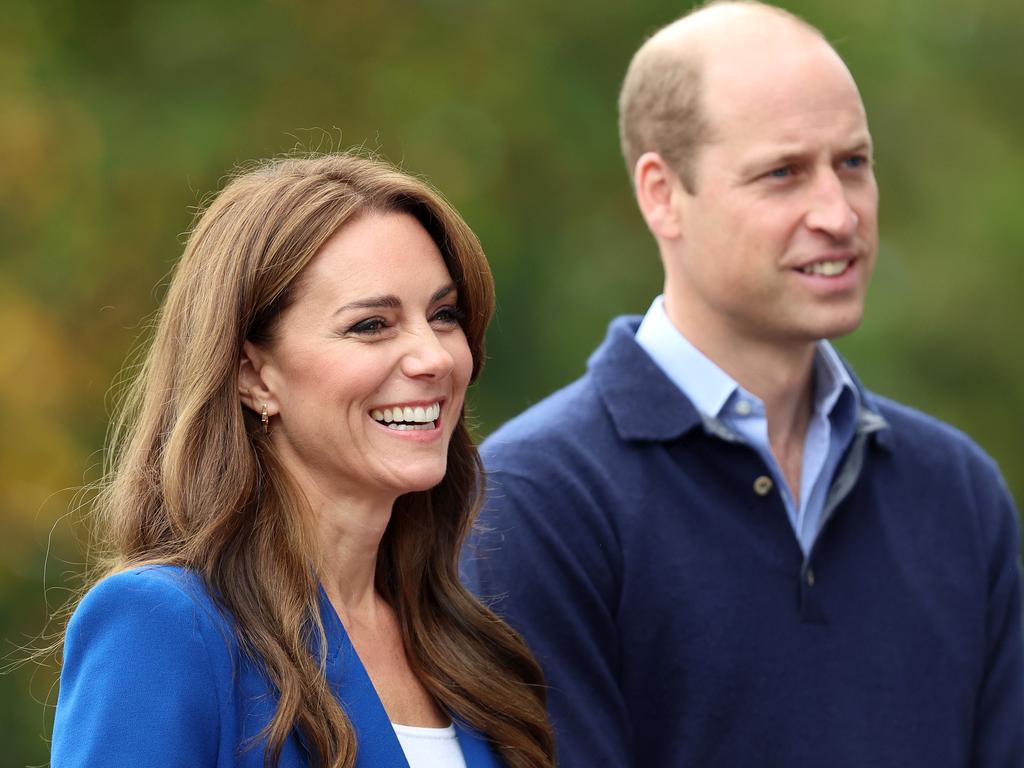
[454,720,503,767]
[318,588,410,768]
[318,587,503,767]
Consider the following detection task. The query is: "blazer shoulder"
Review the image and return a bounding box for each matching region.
[75,564,214,615]
[67,565,235,667]
[55,565,231,767]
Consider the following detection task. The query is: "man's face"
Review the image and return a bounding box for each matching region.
[669,34,878,352]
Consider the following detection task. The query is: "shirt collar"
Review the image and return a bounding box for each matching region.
[635,296,736,417]
[635,295,861,422]
[589,314,889,447]
[813,337,859,419]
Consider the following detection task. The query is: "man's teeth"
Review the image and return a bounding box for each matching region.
[800,259,850,276]
[370,402,441,430]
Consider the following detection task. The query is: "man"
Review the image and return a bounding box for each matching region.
[461,2,1024,766]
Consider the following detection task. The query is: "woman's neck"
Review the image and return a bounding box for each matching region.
[311,490,397,628]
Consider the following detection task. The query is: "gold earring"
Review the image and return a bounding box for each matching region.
[261,403,270,435]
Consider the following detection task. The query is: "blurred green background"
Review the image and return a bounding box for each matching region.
[2,0,1021,763]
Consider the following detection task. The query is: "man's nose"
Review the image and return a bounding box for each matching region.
[401,327,456,379]
[805,170,859,240]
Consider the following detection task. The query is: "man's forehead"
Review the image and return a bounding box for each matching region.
[645,6,863,129]
[701,19,845,87]
[699,33,865,133]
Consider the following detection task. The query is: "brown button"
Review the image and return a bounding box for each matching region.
[753,475,773,496]
[806,569,816,587]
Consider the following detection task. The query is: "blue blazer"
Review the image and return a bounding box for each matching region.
[52,566,502,767]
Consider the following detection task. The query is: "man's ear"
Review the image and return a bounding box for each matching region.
[634,152,685,241]
[238,340,277,418]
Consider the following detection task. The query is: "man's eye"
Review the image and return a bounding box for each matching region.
[844,155,868,169]
[767,166,793,179]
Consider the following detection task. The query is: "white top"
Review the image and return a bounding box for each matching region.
[391,722,467,768]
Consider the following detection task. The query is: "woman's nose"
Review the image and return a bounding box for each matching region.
[400,328,456,379]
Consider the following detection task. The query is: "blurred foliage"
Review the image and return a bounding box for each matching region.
[2,0,1022,764]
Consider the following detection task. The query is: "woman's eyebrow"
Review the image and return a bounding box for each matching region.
[333,284,456,317]
[334,295,401,315]
[431,283,457,303]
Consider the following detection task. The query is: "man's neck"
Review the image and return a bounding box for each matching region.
[664,295,817,501]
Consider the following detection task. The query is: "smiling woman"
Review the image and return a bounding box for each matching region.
[50,154,555,768]
[240,211,476,507]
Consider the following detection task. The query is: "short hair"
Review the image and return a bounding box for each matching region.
[618,39,706,193]
[618,0,822,193]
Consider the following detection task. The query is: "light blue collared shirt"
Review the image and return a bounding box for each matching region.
[635,296,860,554]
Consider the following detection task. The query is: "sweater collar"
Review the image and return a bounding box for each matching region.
[589,315,890,448]
[589,316,705,441]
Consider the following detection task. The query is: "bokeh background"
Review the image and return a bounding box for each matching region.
[2,0,1021,763]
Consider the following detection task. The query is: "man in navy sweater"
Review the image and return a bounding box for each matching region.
[462,2,1024,766]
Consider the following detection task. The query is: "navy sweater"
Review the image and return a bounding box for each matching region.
[462,316,1024,768]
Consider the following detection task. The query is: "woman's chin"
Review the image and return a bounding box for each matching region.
[389,465,449,497]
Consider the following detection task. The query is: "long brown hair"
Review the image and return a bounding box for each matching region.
[84,153,554,767]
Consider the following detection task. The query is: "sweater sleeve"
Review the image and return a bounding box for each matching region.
[971,474,1024,768]
[52,569,223,768]
[462,464,632,768]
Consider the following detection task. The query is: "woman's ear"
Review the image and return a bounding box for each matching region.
[238,340,277,417]
[634,151,685,241]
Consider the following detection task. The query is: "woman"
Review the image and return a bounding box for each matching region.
[51,154,555,768]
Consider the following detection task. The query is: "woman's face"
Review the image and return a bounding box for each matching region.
[257,211,473,508]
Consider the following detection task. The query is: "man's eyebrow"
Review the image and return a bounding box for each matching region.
[333,283,457,316]
[739,137,875,177]
[842,138,874,155]
[737,149,808,178]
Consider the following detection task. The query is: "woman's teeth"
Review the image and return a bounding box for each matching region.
[370,402,441,430]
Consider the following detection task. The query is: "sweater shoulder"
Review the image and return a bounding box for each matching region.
[482,374,607,469]
[870,393,1000,473]
[868,394,1020,553]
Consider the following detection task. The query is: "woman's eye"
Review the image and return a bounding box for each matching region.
[432,305,466,326]
[348,317,388,335]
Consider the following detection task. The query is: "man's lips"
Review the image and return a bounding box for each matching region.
[795,257,853,277]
